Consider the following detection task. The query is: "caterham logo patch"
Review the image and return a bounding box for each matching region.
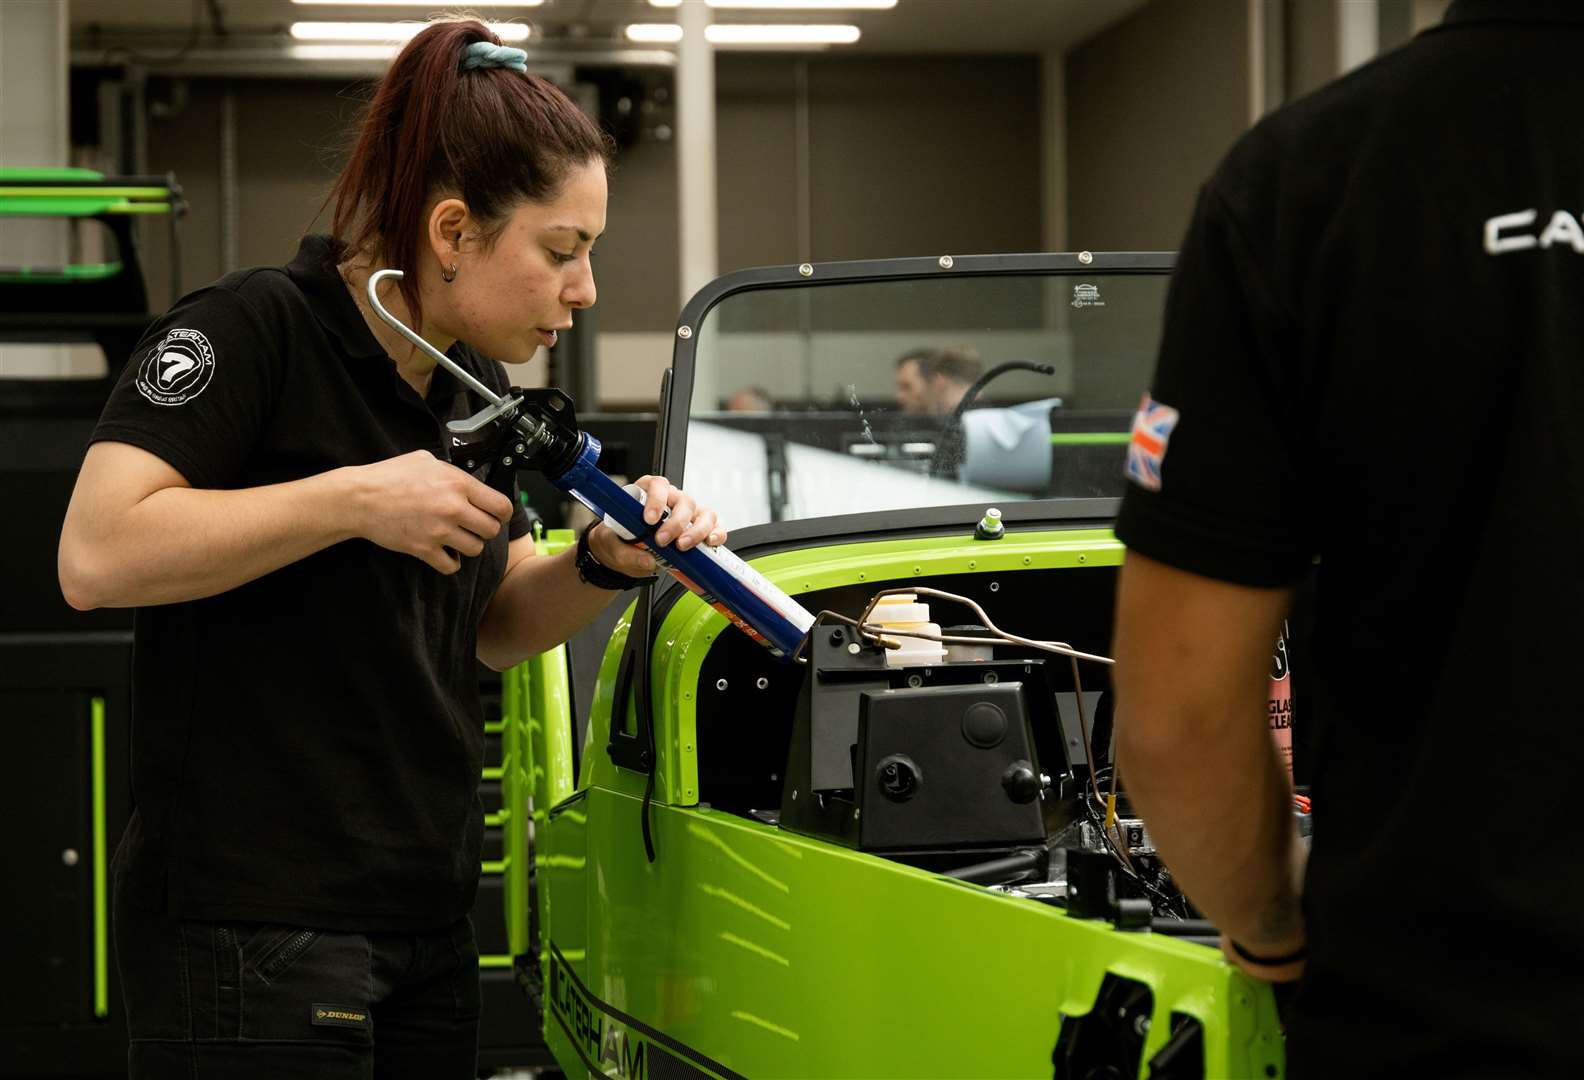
[1125,392,1179,492]
[135,327,215,406]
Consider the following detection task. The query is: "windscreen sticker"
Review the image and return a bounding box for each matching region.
[1071,282,1106,308]
[1125,392,1180,492]
[135,327,216,406]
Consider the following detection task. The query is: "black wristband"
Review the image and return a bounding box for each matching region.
[575,521,657,591]
[1228,939,1308,967]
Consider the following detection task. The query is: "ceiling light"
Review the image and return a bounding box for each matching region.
[626,22,861,45]
[626,23,685,43]
[294,0,542,5]
[290,21,531,42]
[289,43,402,60]
[650,0,892,6]
[706,23,860,43]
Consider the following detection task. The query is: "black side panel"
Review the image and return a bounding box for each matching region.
[0,635,133,1076]
[0,413,132,634]
[695,564,1119,818]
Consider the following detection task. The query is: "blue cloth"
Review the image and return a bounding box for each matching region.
[460,40,527,72]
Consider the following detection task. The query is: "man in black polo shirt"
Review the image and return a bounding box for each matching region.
[1111,2,1584,1076]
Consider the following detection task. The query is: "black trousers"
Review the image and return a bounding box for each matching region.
[114,885,481,1079]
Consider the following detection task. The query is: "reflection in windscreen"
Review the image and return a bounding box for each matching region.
[683,272,1169,530]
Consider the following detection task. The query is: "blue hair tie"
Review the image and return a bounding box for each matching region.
[461,41,528,73]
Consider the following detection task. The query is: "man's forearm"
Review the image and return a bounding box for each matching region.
[1116,698,1304,950]
[1111,552,1303,955]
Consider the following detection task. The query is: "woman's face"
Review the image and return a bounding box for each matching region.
[442,159,607,365]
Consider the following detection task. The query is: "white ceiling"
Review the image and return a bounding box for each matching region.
[70,0,1152,57]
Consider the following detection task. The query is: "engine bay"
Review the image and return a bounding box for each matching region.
[687,559,1311,935]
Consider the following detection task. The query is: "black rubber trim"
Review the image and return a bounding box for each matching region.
[546,789,589,818]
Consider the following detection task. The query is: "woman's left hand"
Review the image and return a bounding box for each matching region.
[586,475,728,579]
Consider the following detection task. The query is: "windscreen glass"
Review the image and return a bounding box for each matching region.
[682,270,1169,529]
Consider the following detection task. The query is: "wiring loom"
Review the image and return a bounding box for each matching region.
[795,585,1183,914]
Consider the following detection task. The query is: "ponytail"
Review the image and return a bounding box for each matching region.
[327,19,612,327]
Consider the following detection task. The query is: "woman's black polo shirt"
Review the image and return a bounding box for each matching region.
[94,235,530,931]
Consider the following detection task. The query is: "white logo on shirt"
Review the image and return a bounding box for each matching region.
[157,352,197,386]
[135,328,215,406]
[1484,208,1584,255]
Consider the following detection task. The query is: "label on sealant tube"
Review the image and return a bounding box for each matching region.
[1269,621,1294,779]
[602,485,816,656]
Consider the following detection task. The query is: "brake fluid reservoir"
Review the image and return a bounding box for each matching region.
[871,594,946,668]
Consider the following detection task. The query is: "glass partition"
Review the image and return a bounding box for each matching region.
[682,268,1169,530]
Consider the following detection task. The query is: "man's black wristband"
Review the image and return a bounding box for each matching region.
[575,521,658,591]
[1228,939,1308,967]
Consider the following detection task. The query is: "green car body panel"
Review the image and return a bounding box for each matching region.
[506,529,1287,1079]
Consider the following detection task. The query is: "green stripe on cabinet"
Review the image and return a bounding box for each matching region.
[91,696,108,1019]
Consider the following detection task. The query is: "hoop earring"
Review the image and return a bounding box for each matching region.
[442,262,458,283]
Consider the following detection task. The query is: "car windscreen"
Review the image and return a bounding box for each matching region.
[681,266,1170,530]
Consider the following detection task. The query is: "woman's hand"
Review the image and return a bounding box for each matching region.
[353,450,515,574]
[585,475,728,578]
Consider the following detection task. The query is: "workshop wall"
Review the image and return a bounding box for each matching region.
[1284,0,1339,101]
[136,56,1039,327]
[129,55,1040,405]
[1064,0,1249,253]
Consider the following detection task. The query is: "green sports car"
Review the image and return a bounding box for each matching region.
[497,251,1289,1080]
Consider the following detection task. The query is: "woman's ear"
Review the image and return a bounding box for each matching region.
[426,197,470,270]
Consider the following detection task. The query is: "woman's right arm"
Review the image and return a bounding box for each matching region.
[59,441,514,610]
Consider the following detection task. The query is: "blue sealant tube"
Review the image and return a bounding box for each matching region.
[353,270,806,651]
[548,432,815,660]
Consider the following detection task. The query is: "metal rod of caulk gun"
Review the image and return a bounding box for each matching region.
[365,268,510,407]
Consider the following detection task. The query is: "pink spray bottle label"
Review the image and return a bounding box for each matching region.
[1269,620,1293,778]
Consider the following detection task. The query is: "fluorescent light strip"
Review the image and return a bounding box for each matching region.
[711,0,892,6]
[707,23,860,43]
[290,43,402,60]
[628,23,860,44]
[651,0,893,7]
[626,23,684,42]
[291,21,530,42]
[294,0,543,5]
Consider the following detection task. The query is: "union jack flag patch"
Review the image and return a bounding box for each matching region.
[1125,392,1180,492]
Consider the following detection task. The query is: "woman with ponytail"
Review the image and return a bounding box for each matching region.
[60,20,721,1077]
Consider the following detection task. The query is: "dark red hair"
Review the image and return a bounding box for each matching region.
[328,19,612,327]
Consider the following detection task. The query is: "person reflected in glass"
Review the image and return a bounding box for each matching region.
[723,385,773,413]
[893,345,983,416]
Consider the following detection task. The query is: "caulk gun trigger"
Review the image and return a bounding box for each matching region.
[446,395,521,436]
